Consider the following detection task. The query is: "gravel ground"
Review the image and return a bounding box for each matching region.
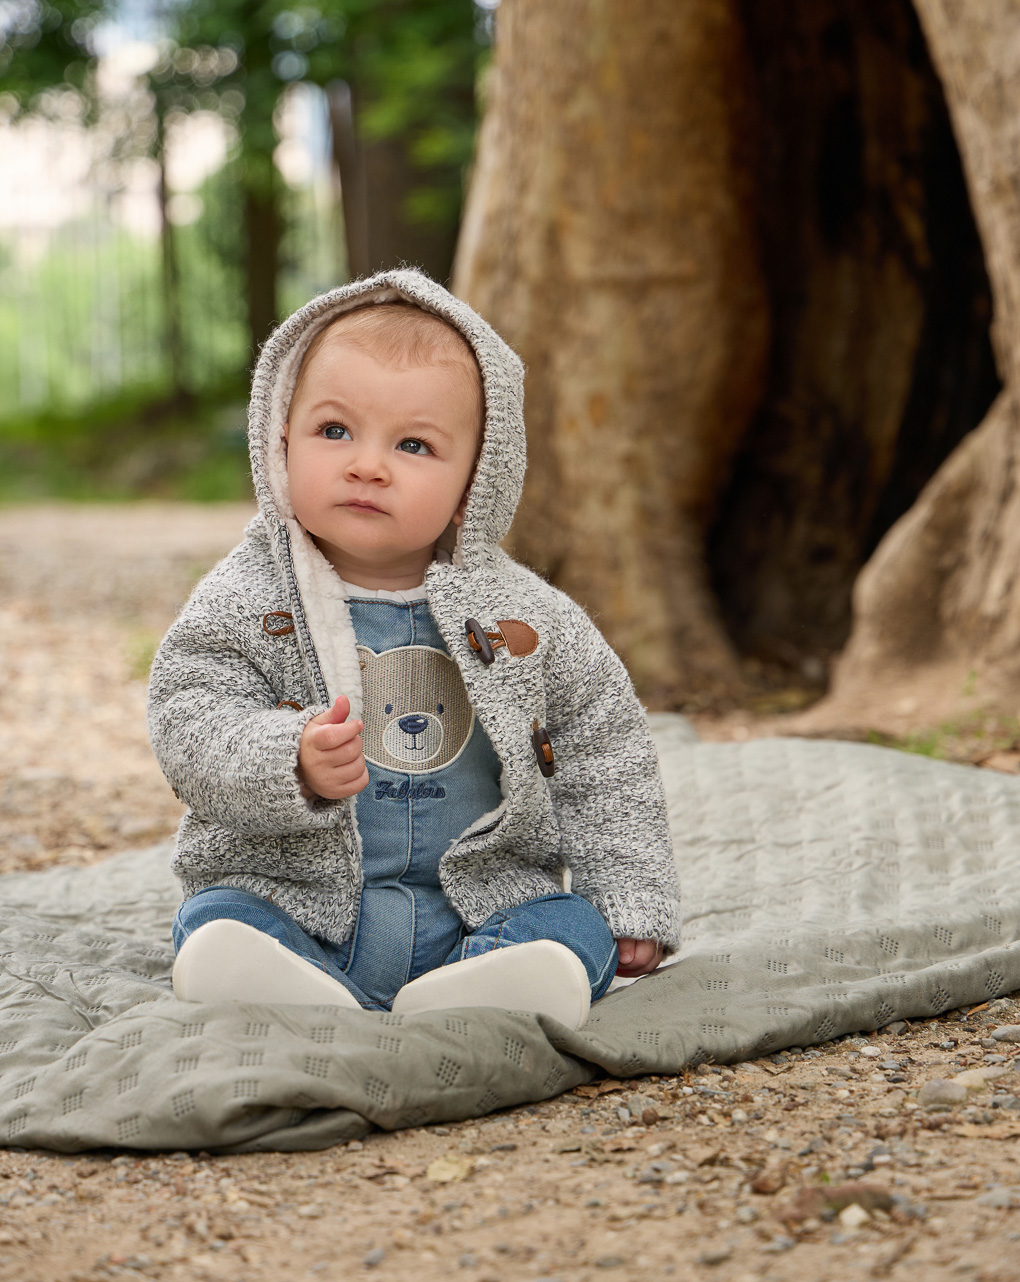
[0,503,1018,1282]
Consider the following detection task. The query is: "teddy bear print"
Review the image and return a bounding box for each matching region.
[357,644,475,773]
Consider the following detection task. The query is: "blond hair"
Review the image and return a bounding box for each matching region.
[291,302,483,428]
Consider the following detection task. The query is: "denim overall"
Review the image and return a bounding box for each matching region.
[173,594,618,1007]
[337,595,503,1004]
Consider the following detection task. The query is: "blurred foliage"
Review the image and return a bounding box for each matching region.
[0,0,486,497]
[0,383,253,501]
[163,0,480,224]
[0,0,111,116]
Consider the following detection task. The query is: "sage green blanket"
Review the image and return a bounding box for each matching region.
[1,720,1018,1152]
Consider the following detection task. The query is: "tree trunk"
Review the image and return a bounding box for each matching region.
[707,0,997,674]
[453,0,770,705]
[243,182,280,354]
[155,115,186,397]
[809,0,1020,728]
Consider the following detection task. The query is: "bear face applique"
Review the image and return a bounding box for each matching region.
[357,645,475,773]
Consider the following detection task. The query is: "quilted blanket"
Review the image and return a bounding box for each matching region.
[1,718,1019,1153]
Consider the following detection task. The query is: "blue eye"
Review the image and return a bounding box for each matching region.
[398,438,431,455]
[384,703,392,714]
[437,703,444,714]
[322,424,351,440]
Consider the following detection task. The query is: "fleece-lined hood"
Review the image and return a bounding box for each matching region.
[249,268,526,565]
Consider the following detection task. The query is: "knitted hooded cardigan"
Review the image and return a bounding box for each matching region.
[148,269,682,952]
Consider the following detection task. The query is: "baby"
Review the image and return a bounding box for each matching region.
[148,269,680,1031]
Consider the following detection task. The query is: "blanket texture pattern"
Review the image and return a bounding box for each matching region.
[1,721,1019,1153]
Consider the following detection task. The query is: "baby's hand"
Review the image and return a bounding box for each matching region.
[297,695,369,800]
[615,937,663,978]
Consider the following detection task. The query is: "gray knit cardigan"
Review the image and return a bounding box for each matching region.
[148,269,682,952]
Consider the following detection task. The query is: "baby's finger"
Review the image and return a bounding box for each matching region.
[324,738,365,768]
[312,718,364,751]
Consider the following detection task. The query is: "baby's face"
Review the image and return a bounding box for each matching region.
[285,336,481,586]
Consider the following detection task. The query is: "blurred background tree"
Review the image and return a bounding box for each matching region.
[0,0,484,445]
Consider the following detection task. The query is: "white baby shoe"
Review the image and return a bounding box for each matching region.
[390,940,591,1030]
[172,919,362,1009]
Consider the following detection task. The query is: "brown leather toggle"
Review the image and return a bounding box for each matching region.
[466,618,540,663]
[263,611,295,637]
[531,719,555,777]
[276,700,304,711]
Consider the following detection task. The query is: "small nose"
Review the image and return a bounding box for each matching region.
[398,715,429,735]
[344,442,389,482]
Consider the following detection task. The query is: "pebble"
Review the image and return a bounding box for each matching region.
[735,1205,758,1224]
[918,1079,967,1107]
[992,1026,1020,1043]
[594,1256,625,1269]
[861,1046,882,1058]
[953,1064,1011,1091]
[363,1248,385,1268]
[627,1094,659,1124]
[761,1236,795,1253]
[697,1246,732,1266]
[839,1203,871,1229]
[976,1188,1018,1209]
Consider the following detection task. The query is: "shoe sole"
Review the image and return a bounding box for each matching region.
[390,940,591,1029]
[172,919,362,1009]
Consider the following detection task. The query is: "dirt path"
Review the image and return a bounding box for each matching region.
[0,504,1017,1282]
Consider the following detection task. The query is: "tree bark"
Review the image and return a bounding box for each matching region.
[453,0,770,705]
[811,0,1020,726]
[707,0,996,672]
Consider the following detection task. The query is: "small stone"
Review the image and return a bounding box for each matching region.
[918,1079,968,1107]
[985,1055,1009,1065]
[953,1064,1011,1091]
[751,1163,788,1195]
[697,1245,732,1266]
[760,1235,795,1253]
[976,1188,1017,1209]
[458,1253,478,1267]
[861,1046,881,1058]
[594,1256,625,1269]
[838,1203,871,1229]
[627,1094,659,1123]
[992,1025,1020,1043]
[885,1021,908,1035]
[363,1248,385,1268]
[735,1205,758,1224]
[730,1109,748,1124]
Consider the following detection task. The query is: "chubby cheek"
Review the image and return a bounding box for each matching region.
[287,457,328,528]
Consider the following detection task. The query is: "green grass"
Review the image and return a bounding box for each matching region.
[0,382,253,503]
[867,712,1020,764]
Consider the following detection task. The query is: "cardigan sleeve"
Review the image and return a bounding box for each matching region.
[147,576,346,838]
[542,594,682,953]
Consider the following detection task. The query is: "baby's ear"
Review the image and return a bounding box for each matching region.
[452,486,470,526]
